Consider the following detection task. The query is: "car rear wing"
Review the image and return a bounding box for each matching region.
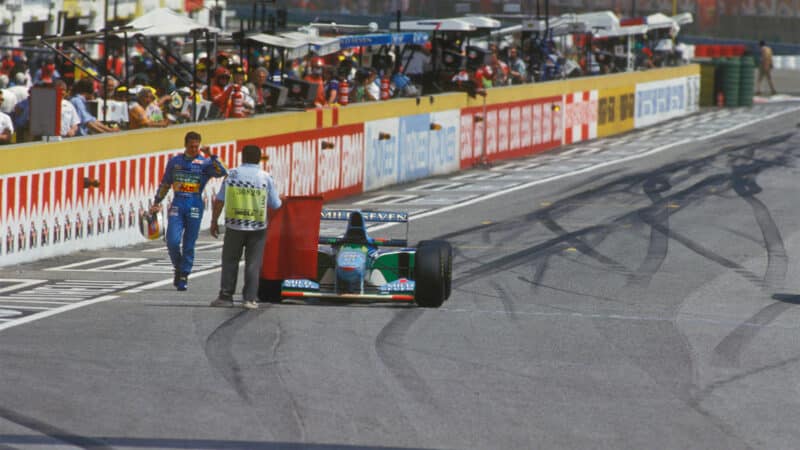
[319,209,409,247]
[320,209,409,223]
[318,236,409,247]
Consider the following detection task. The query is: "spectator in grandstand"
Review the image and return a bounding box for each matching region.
[12,87,30,142]
[365,68,381,102]
[129,87,169,129]
[475,63,493,89]
[324,65,339,105]
[70,78,120,136]
[304,57,327,106]
[97,76,119,99]
[402,43,431,87]
[0,91,13,144]
[392,68,418,98]
[33,59,60,85]
[756,40,777,96]
[506,46,528,85]
[230,65,255,115]
[13,72,29,88]
[593,45,614,74]
[209,66,233,117]
[55,80,80,138]
[0,51,14,76]
[246,66,271,113]
[490,53,510,86]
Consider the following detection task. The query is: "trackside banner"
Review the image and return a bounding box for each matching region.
[363,111,458,191]
[635,75,700,128]
[0,142,236,265]
[459,96,563,168]
[238,124,365,201]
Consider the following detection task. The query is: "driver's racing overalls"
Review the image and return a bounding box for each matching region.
[154,152,227,285]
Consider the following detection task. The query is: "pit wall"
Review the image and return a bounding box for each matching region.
[0,65,699,266]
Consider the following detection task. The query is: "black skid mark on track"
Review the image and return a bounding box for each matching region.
[629,176,672,287]
[0,404,112,449]
[204,310,262,403]
[711,302,795,368]
[732,170,787,290]
[643,218,765,288]
[693,352,800,415]
[539,215,633,276]
[452,223,610,287]
[488,279,518,319]
[712,170,788,368]
[375,309,440,410]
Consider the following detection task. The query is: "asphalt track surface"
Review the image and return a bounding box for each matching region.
[3,99,800,449]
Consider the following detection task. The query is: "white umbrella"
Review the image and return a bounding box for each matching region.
[128,8,220,37]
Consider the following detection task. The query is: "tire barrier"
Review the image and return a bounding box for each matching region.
[739,56,756,107]
[721,57,741,107]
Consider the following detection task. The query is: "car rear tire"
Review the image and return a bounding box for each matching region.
[418,240,453,300]
[258,278,284,303]
[415,240,449,308]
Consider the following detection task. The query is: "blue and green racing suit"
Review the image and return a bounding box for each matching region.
[154,152,227,276]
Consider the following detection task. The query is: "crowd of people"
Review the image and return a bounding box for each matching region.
[0,27,687,144]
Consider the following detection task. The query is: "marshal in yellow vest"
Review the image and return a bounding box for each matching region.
[225,185,267,223]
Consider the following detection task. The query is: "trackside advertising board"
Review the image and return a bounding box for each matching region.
[459,96,563,168]
[0,142,237,265]
[363,111,459,191]
[635,75,700,128]
[238,124,365,201]
[597,86,636,137]
[563,90,598,145]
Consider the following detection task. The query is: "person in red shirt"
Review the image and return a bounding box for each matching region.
[304,57,327,107]
[209,66,233,117]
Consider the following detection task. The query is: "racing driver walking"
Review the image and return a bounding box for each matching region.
[150,131,227,290]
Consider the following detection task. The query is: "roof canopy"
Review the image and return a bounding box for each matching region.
[246,33,308,60]
[646,13,680,34]
[450,16,502,30]
[399,18,477,32]
[128,8,220,37]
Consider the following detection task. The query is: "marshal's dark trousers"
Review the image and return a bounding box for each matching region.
[219,227,268,302]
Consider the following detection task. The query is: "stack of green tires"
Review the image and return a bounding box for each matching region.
[722,57,741,107]
[739,56,755,106]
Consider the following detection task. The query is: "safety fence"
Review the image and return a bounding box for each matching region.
[0,64,699,266]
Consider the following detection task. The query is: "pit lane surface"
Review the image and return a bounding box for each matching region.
[2,102,800,449]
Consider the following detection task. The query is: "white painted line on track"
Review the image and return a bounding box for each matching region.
[0,305,51,310]
[369,105,800,232]
[45,257,148,271]
[122,264,225,293]
[143,241,223,252]
[0,299,73,304]
[0,279,47,293]
[0,295,119,332]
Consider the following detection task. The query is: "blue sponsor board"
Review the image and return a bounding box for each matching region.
[428,112,459,174]
[339,32,428,49]
[635,79,686,127]
[364,120,399,191]
[398,114,432,183]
